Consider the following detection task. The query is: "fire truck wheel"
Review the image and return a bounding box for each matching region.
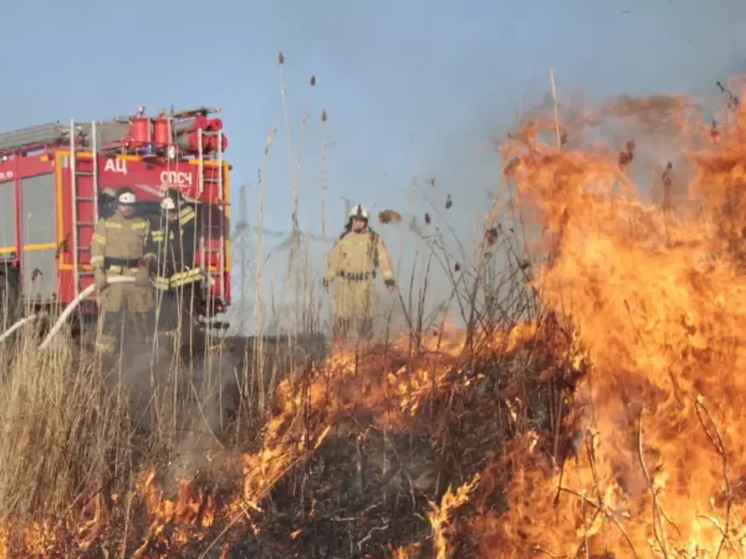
[0,266,20,327]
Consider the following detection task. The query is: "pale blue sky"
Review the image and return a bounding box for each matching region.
[2,0,746,332]
[2,0,744,240]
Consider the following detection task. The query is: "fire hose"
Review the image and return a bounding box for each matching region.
[38,276,137,350]
[0,314,38,344]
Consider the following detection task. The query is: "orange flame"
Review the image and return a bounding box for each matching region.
[472,78,746,557]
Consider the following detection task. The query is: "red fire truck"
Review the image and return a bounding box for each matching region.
[0,105,231,326]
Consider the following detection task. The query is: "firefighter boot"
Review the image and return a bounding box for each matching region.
[176,285,201,357]
[153,292,179,356]
[95,311,117,354]
[95,334,115,355]
[133,311,151,346]
[158,290,180,335]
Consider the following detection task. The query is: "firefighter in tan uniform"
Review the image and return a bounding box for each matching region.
[90,187,156,352]
[323,204,395,340]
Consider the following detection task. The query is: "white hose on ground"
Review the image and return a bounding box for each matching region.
[39,276,137,350]
[0,314,38,344]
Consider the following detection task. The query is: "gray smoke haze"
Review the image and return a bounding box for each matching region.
[98,332,243,486]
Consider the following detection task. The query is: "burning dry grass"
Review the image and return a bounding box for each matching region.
[4,75,746,557]
[0,317,554,557]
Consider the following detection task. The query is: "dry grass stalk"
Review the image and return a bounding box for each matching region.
[320,108,328,237]
[252,128,276,414]
[550,68,561,149]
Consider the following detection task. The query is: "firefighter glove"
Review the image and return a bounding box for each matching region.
[94,268,107,290]
[134,266,150,287]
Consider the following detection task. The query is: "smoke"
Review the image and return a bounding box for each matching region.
[101,328,242,484]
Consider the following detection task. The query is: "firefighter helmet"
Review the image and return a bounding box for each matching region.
[160,188,182,211]
[348,204,369,221]
[116,186,137,205]
[160,196,176,211]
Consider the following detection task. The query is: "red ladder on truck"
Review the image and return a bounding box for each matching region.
[196,127,227,314]
[68,119,99,296]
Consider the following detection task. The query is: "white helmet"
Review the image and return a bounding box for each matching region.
[116,187,137,205]
[348,204,369,221]
[160,196,176,211]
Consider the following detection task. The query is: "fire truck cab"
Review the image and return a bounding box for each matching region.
[0,106,231,327]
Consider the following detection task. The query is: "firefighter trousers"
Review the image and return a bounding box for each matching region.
[156,285,198,332]
[331,277,377,341]
[96,268,153,352]
[333,317,374,341]
[154,282,204,358]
